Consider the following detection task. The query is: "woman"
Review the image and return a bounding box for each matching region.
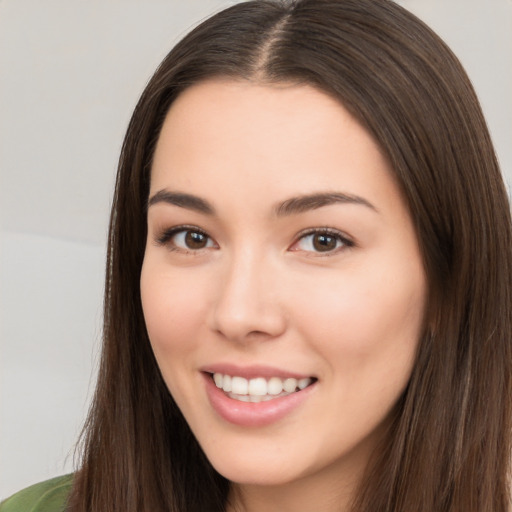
[2,0,510,511]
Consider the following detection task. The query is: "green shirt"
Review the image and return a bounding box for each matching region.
[0,475,73,512]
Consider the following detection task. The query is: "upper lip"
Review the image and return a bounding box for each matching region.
[201,363,315,380]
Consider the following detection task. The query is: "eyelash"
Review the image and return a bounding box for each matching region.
[291,227,354,255]
[155,225,214,252]
[155,225,354,255]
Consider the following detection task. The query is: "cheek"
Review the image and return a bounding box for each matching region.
[293,262,425,449]
[140,263,208,358]
[295,255,425,384]
[140,261,215,412]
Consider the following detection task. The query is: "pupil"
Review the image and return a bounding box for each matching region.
[185,231,207,249]
[313,234,336,252]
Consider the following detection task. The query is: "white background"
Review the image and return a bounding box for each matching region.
[1,0,511,499]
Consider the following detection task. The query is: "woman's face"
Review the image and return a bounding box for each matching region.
[141,80,426,493]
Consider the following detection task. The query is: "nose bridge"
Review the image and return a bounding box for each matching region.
[211,245,285,342]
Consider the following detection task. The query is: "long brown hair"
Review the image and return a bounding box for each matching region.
[69,1,512,510]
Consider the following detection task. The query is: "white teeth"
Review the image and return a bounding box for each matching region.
[298,378,310,390]
[248,377,267,396]
[212,372,313,401]
[231,376,248,395]
[222,374,232,392]
[213,373,223,388]
[283,378,298,393]
[267,377,283,395]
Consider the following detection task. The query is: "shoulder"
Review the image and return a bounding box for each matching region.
[0,475,73,512]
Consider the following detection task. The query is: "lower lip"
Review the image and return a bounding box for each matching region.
[202,373,316,427]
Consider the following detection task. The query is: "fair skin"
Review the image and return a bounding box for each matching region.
[140,80,426,512]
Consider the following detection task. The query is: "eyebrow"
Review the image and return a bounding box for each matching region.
[147,189,377,216]
[275,192,377,216]
[147,190,215,214]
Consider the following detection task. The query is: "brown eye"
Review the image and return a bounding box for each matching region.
[184,230,209,249]
[312,233,338,252]
[158,227,216,251]
[291,229,352,254]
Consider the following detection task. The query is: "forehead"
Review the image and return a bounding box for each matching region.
[150,79,401,216]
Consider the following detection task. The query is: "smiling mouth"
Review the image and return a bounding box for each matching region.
[209,372,317,403]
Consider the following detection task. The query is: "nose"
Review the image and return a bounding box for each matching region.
[209,250,287,343]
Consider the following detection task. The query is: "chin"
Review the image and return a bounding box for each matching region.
[201,443,306,486]
[214,462,300,487]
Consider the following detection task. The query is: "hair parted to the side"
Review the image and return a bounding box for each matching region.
[68,1,512,511]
